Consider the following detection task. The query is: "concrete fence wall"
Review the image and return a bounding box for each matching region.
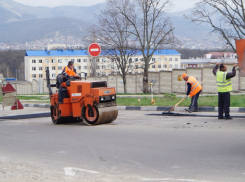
[86,66,245,94]
[8,66,245,95]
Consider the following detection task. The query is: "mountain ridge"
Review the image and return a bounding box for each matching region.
[0,0,212,44]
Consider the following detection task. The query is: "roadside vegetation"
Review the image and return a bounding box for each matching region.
[116,94,245,107]
[1,94,245,107]
[0,95,49,102]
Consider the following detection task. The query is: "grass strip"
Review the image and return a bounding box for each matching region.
[116,94,245,107]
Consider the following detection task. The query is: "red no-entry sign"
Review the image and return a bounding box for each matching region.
[88,43,101,57]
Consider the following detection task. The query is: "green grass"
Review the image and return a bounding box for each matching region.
[17,96,49,100]
[1,94,245,107]
[117,93,151,95]
[0,95,49,102]
[116,94,245,107]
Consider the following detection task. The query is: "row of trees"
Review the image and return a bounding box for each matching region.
[0,50,25,80]
[87,0,176,93]
[87,0,244,93]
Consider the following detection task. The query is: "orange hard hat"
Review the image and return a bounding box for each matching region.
[182,73,187,79]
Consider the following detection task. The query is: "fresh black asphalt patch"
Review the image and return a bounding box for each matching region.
[0,113,50,120]
[148,112,245,118]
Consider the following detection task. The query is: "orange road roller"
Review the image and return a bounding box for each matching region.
[46,70,118,125]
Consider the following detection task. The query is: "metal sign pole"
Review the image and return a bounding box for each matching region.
[16,83,18,110]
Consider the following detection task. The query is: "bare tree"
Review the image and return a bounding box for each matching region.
[107,0,176,93]
[186,0,245,51]
[88,3,138,93]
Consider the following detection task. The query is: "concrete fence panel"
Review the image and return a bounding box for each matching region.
[148,72,160,94]
[186,68,202,81]
[117,75,124,93]
[86,76,97,81]
[126,74,136,94]
[12,82,33,94]
[159,71,172,94]
[32,80,38,94]
[202,67,217,94]
[100,76,107,82]
[135,74,144,94]
[43,79,57,94]
[172,69,186,94]
[108,75,117,91]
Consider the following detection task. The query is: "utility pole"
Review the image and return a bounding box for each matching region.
[91,29,97,80]
[7,66,9,78]
[94,57,97,80]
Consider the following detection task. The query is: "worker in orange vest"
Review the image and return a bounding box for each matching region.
[61,61,80,87]
[182,73,202,113]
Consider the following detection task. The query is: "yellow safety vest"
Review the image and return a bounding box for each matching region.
[216,71,232,92]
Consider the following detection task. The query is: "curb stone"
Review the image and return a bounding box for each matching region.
[7,103,244,113]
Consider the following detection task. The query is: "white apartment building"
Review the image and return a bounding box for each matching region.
[25,50,91,81]
[25,49,181,81]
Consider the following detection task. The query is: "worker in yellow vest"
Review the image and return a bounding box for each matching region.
[213,63,237,120]
[182,73,202,113]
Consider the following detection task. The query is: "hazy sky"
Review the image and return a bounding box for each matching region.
[13,0,195,12]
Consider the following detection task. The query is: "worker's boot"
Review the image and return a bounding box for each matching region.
[185,108,192,113]
[225,116,233,120]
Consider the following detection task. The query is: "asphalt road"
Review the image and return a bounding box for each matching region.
[0,109,245,182]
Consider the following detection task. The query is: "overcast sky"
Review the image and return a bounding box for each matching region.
[13,0,195,12]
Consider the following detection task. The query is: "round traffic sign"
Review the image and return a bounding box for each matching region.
[88,43,101,57]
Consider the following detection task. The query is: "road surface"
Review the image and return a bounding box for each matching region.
[0,108,244,182]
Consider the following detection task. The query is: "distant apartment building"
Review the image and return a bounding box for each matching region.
[180,59,210,69]
[204,52,237,59]
[25,49,181,81]
[180,58,238,69]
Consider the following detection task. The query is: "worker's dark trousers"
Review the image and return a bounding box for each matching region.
[189,90,202,111]
[218,92,230,117]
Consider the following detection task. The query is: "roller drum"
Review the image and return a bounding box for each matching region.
[96,106,118,125]
[83,104,118,125]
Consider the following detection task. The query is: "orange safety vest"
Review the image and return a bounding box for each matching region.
[61,82,66,87]
[63,66,77,77]
[187,76,202,98]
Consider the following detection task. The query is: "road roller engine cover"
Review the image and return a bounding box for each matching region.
[46,70,118,125]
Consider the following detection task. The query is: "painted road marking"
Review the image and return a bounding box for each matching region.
[141,178,211,182]
[90,48,99,52]
[64,167,100,176]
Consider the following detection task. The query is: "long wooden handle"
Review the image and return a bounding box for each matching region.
[200,78,207,85]
[174,96,187,107]
[168,96,187,112]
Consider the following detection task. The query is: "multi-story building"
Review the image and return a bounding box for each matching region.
[180,58,238,69]
[25,50,90,81]
[204,52,237,59]
[25,49,181,81]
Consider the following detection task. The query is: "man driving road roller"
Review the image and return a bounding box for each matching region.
[61,61,80,87]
